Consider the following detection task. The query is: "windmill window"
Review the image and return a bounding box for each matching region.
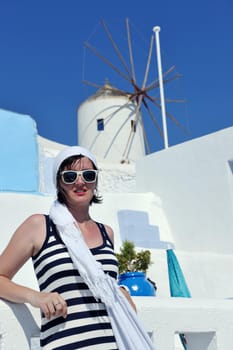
[97,118,104,131]
[131,120,136,132]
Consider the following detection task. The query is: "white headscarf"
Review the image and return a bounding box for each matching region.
[53,145,98,186]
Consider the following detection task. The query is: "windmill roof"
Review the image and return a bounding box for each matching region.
[87,82,130,100]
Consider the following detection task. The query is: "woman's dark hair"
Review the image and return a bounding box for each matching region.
[56,155,102,205]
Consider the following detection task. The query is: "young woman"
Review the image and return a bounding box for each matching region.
[0,146,136,350]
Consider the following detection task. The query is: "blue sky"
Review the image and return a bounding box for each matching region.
[0,0,232,153]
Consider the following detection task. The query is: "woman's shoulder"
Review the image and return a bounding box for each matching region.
[15,214,47,243]
[20,214,47,256]
[27,213,45,221]
[22,213,46,228]
[101,223,114,244]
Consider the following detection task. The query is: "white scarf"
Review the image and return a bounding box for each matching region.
[50,200,155,350]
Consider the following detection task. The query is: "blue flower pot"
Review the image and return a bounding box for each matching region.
[118,271,156,296]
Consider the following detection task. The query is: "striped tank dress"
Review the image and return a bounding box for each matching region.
[32,215,119,350]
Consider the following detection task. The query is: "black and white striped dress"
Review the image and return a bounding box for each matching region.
[32,215,119,350]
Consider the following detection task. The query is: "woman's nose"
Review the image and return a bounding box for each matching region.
[75,174,84,184]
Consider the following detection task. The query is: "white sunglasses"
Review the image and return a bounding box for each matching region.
[60,169,98,184]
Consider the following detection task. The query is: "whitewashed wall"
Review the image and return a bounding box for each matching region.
[136,126,233,255]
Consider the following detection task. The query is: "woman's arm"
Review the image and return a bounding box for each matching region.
[0,214,67,319]
[119,286,137,312]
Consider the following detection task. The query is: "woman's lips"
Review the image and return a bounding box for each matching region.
[74,189,86,196]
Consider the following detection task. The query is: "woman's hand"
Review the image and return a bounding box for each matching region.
[29,291,67,320]
[119,286,137,312]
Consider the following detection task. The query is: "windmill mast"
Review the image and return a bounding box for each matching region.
[153,26,169,149]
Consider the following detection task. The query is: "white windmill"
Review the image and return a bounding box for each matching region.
[78,19,187,164]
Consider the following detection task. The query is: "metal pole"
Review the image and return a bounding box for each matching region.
[153,26,169,149]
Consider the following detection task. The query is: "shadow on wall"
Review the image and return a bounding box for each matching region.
[228,160,233,174]
[117,210,173,249]
[2,300,40,346]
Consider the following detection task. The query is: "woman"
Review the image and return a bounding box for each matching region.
[0,146,136,350]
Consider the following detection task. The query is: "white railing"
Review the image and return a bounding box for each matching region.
[136,297,233,350]
[0,300,40,350]
[1,297,233,349]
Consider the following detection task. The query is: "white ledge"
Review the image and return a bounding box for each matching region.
[1,297,233,349]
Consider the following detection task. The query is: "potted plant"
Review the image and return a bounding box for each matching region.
[116,240,157,296]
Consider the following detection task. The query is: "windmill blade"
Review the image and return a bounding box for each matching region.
[126,17,136,84]
[152,99,190,135]
[163,73,183,85]
[140,117,151,154]
[123,93,150,156]
[122,128,135,160]
[142,34,154,89]
[82,80,105,89]
[142,98,164,137]
[104,100,133,125]
[88,100,133,156]
[144,92,186,105]
[125,109,148,160]
[163,65,176,78]
[165,98,187,103]
[146,72,182,93]
[101,19,132,79]
[93,98,137,158]
[124,128,138,161]
[165,110,190,135]
[103,110,135,159]
[146,65,176,91]
[84,41,131,83]
[122,93,143,158]
[145,91,185,105]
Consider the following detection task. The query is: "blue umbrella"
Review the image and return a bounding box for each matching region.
[166,249,191,349]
